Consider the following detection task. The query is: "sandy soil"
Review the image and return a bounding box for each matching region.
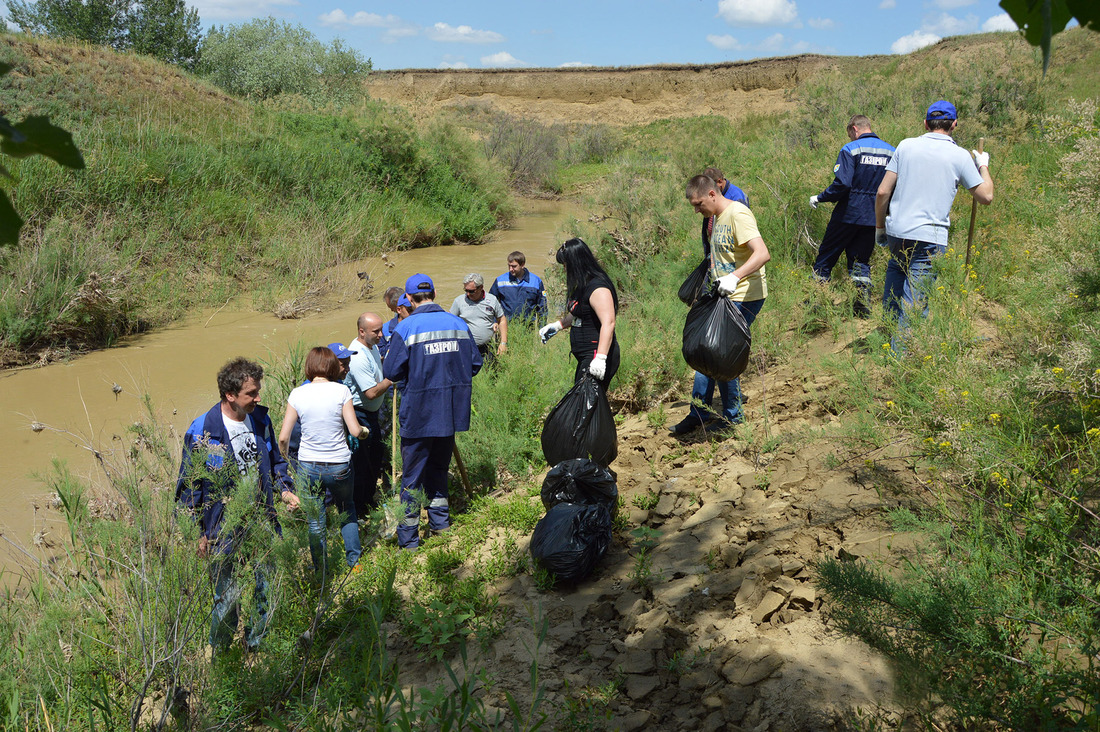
[366,56,848,126]
[386,322,926,730]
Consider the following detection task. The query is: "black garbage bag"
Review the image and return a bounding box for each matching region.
[541,458,618,517]
[677,258,710,306]
[530,502,612,583]
[682,287,752,382]
[541,375,618,467]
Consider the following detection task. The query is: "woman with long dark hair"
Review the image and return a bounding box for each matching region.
[539,238,620,390]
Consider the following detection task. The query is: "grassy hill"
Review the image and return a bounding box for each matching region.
[1,27,1099,730]
[0,34,512,364]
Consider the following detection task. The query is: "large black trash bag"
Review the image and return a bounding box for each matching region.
[541,375,618,467]
[682,287,752,382]
[530,502,612,583]
[677,258,710,306]
[673,256,708,306]
[541,458,618,517]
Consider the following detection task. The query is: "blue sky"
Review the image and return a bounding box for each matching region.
[182,0,1023,69]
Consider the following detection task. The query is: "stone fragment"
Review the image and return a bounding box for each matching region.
[628,508,649,526]
[721,641,783,685]
[782,559,805,575]
[654,494,678,517]
[742,553,783,581]
[734,575,758,611]
[610,710,653,732]
[624,673,659,700]
[616,648,656,674]
[751,591,786,624]
[702,695,723,709]
[772,575,798,596]
[701,711,725,732]
[789,585,816,610]
[654,575,699,609]
[681,501,728,530]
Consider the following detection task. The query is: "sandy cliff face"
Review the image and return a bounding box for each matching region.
[366,55,841,125]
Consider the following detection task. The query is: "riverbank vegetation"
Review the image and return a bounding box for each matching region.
[0,33,511,364]
[2,26,1100,730]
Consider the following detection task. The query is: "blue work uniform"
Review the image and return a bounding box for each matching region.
[382,302,482,548]
[812,132,895,309]
[379,314,399,360]
[489,269,547,321]
[722,181,750,208]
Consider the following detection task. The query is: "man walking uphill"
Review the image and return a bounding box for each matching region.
[876,100,993,350]
[176,357,299,652]
[383,274,482,550]
[809,115,895,318]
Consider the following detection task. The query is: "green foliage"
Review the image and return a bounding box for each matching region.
[197,17,370,103]
[0,63,84,246]
[5,0,201,68]
[999,0,1100,73]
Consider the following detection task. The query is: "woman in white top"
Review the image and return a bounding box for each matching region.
[278,346,368,570]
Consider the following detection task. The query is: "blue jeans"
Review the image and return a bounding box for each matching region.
[209,555,272,650]
[690,298,765,425]
[883,237,945,351]
[297,460,361,568]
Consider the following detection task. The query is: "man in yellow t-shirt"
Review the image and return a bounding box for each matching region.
[670,175,771,435]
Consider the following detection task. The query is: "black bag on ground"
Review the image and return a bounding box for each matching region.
[541,458,618,517]
[541,375,618,467]
[530,502,612,583]
[677,258,710,306]
[682,287,752,382]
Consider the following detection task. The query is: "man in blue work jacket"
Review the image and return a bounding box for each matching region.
[383,274,482,549]
[489,251,547,322]
[176,357,299,651]
[809,115,895,318]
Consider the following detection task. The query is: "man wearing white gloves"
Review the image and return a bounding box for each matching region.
[876,100,993,352]
[670,175,771,435]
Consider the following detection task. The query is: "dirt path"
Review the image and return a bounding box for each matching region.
[387,324,925,730]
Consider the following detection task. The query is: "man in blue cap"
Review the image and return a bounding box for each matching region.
[382,274,482,549]
[876,100,993,350]
[809,115,895,318]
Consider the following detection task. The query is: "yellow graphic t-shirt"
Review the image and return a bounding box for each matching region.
[710,201,768,302]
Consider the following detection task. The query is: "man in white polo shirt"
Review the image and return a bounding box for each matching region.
[875,100,993,351]
[345,312,391,515]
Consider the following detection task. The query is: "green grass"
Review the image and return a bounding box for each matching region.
[0,35,512,358]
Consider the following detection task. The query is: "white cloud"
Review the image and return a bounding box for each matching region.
[879,0,896,8]
[759,33,787,52]
[931,0,977,8]
[190,0,298,21]
[559,61,592,68]
[982,13,1018,32]
[707,34,744,50]
[891,30,941,54]
[924,12,978,35]
[481,51,527,67]
[383,26,418,40]
[439,61,470,69]
[717,0,798,26]
[807,17,834,30]
[426,22,504,43]
[318,9,402,28]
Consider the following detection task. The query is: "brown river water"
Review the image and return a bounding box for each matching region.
[0,200,574,572]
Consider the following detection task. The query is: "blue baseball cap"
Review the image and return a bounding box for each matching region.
[327,342,357,359]
[926,100,957,120]
[397,294,411,308]
[405,273,434,294]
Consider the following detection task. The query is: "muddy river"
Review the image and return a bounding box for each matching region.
[0,200,574,570]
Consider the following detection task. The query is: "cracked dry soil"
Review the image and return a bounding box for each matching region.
[385,326,930,731]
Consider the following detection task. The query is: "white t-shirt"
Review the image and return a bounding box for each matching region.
[221,413,258,474]
[287,381,353,463]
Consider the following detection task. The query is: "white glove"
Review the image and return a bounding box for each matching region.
[973,150,990,169]
[717,273,740,297]
[875,227,887,247]
[539,320,562,344]
[589,354,607,380]
[809,195,819,209]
